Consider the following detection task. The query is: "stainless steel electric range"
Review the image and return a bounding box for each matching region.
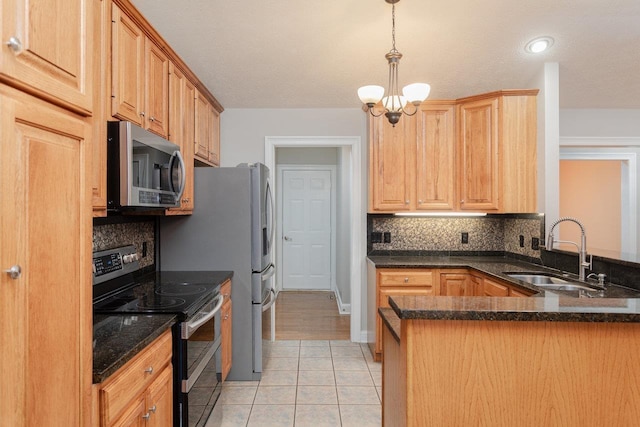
[93,245,233,427]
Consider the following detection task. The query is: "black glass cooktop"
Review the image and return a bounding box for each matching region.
[93,271,222,320]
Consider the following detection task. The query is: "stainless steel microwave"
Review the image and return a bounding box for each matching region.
[107,121,186,210]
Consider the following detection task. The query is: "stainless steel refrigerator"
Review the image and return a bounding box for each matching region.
[159,163,275,381]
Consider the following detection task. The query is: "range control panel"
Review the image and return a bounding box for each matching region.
[92,245,140,285]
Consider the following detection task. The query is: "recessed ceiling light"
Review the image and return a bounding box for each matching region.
[525,36,554,54]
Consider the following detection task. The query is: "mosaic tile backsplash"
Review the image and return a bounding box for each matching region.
[370,215,543,259]
[93,221,155,269]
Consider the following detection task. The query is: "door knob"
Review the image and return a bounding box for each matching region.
[3,265,21,279]
[284,236,292,241]
[5,37,22,52]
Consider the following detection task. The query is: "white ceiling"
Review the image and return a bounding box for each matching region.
[131,0,639,110]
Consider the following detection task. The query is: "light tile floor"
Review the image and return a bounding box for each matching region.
[205,340,381,427]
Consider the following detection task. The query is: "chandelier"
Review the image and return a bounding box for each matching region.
[357,0,430,126]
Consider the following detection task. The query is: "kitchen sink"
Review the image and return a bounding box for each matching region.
[506,273,571,285]
[506,273,599,292]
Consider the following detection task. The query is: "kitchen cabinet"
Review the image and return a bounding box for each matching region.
[481,276,510,296]
[373,269,439,360]
[220,279,233,381]
[99,330,173,427]
[0,0,93,114]
[439,271,472,296]
[457,90,538,212]
[166,62,195,214]
[111,3,169,138]
[0,85,92,427]
[368,90,537,213]
[194,89,221,166]
[92,0,110,217]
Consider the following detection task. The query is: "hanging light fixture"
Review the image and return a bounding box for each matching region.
[358,0,430,126]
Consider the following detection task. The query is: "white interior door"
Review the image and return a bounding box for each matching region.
[282,169,332,290]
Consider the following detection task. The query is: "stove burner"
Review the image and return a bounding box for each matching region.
[156,284,207,296]
[136,297,186,310]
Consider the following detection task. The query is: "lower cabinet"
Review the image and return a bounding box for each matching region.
[98,330,173,427]
[220,279,233,381]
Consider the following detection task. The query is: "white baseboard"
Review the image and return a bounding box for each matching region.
[359,330,374,343]
[335,289,351,315]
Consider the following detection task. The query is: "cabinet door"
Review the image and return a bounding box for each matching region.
[208,105,221,166]
[147,366,173,427]
[0,0,92,113]
[416,104,456,210]
[111,395,147,427]
[167,64,194,213]
[221,299,233,381]
[194,90,210,163]
[369,112,416,211]
[483,278,510,296]
[144,40,169,137]
[458,97,499,211]
[92,0,110,216]
[0,87,92,427]
[111,4,144,125]
[440,273,468,296]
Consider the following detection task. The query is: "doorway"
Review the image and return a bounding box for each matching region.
[265,136,363,342]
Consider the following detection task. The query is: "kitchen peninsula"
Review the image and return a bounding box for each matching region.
[371,256,640,427]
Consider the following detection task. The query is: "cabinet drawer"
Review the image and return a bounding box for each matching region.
[379,270,433,287]
[100,330,172,426]
[483,278,510,296]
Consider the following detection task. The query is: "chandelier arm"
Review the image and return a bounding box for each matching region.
[367,108,386,118]
[400,102,420,116]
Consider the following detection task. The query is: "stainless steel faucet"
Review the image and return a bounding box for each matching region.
[545,217,592,281]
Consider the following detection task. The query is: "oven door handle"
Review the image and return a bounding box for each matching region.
[181,294,224,339]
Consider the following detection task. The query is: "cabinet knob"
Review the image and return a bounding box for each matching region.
[224,314,229,320]
[418,200,423,204]
[460,200,465,204]
[404,277,409,283]
[405,200,410,205]
[140,111,146,117]
[149,405,157,413]
[3,265,22,280]
[150,116,156,122]
[144,366,153,374]
[142,413,151,420]
[5,36,22,52]
[182,198,190,203]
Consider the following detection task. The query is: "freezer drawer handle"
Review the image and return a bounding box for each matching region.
[261,266,275,281]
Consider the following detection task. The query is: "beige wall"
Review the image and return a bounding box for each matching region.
[559,160,621,257]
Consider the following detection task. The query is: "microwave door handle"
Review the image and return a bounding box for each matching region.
[182,294,224,339]
[172,150,186,203]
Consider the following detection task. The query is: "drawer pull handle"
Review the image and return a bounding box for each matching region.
[144,366,154,374]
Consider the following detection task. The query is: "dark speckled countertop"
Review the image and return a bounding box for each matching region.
[93,314,175,383]
[370,255,640,324]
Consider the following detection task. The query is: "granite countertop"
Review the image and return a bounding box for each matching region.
[370,255,640,323]
[93,314,176,383]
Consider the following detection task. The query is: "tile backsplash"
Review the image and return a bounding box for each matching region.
[369,214,544,259]
[93,220,155,269]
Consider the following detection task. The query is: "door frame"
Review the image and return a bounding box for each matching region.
[265,136,363,342]
[277,165,337,293]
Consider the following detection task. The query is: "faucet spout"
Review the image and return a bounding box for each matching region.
[546,217,591,281]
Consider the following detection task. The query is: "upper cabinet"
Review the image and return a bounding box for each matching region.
[111,3,168,138]
[194,90,221,167]
[368,90,537,213]
[0,0,93,115]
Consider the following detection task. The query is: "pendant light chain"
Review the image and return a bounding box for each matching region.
[391,3,396,52]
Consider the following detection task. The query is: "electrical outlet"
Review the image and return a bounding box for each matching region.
[142,242,148,258]
[531,237,540,250]
[461,232,469,244]
[383,232,391,243]
[371,232,382,243]
[519,235,525,248]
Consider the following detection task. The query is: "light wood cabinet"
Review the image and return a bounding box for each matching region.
[457,91,538,212]
[194,89,221,166]
[481,277,511,296]
[111,3,169,138]
[0,0,93,114]
[99,330,173,427]
[368,90,537,213]
[167,62,195,214]
[440,271,472,296]
[221,279,233,381]
[208,105,221,166]
[0,85,92,427]
[374,269,439,360]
